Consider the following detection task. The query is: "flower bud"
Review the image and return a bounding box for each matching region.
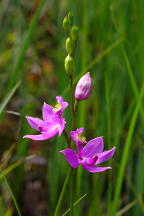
[75,72,92,100]
[68,12,73,24]
[63,16,71,32]
[64,54,74,75]
[63,12,73,32]
[66,37,74,53]
[70,25,78,41]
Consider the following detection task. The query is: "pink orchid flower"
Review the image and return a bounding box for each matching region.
[60,128,116,173]
[23,96,68,141]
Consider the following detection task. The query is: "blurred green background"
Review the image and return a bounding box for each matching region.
[0,0,144,215]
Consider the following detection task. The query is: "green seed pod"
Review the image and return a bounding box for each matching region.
[68,12,73,24]
[63,16,71,32]
[64,54,74,75]
[70,25,79,41]
[66,37,74,54]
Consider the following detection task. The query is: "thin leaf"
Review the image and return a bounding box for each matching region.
[62,193,88,216]
[0,80,21,116]
[7,0,47,90]
[116,200,137,216]
[111,84,144,215]
[0,168,21,216]
[0,161,22,180]
[54,169,71,216]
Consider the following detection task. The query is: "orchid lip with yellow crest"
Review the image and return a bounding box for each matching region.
[70,128,87,152]
[76,133,87,143]
[53,103,62,112]
[54,96,69,114]
[70,128,86,144]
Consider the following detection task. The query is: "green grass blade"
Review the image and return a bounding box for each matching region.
[133,146,144,216]
[121,46,144,123]
[54,169,71,216]
[62,193,88,216]
[116,200,137,216]
[0,169,21,216]
[7,0,47,90]
[0,80,21,116]
[0,161,22,180]
[111,84,144,215]
[85,36,124,72]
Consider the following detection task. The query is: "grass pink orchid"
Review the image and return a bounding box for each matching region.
[60,128,116,172]
[23,96,68,141]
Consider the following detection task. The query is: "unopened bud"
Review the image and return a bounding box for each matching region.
[68,12,73,24]
[63,16,71,32]
[75,72,92,100]
[64,54,74,75]
[70,25,78,41]
[66,37,74,53]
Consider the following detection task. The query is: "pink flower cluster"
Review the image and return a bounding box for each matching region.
[24,73,116,173]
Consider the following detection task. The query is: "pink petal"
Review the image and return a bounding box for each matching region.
[60,149,79,168]
[57,118,66,136]
[23,134,49,140]
[56,96,64,103]
[61,101,69,110]
[82,136,104,157]
[26,116,44,131]
[23,127,58,140]
[82,164,112,173]
[42,102,54,122]
[96,147,116,165]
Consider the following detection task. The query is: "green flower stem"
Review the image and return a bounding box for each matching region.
[74,100,79,113]
[63,13,79,216]
[63,129,70,147]
[70,74,75,149]
[54,169,71,216]
[70,75,75,116]
[69,74,75,216]
[70,168,75,216]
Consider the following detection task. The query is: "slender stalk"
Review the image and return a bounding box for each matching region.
[70,75,75,117]
[69,74,75,215]
[0,80,21,118]
[70,168,74,216]
[0,169,21,216]
[70,75,75,149]
[74,100,79,114]
[63,129,70,147]
[69,77,80,216]
[63,13,79,216]
[62,193,88,216]
[54,169,71,216]
[104,58,112,215]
